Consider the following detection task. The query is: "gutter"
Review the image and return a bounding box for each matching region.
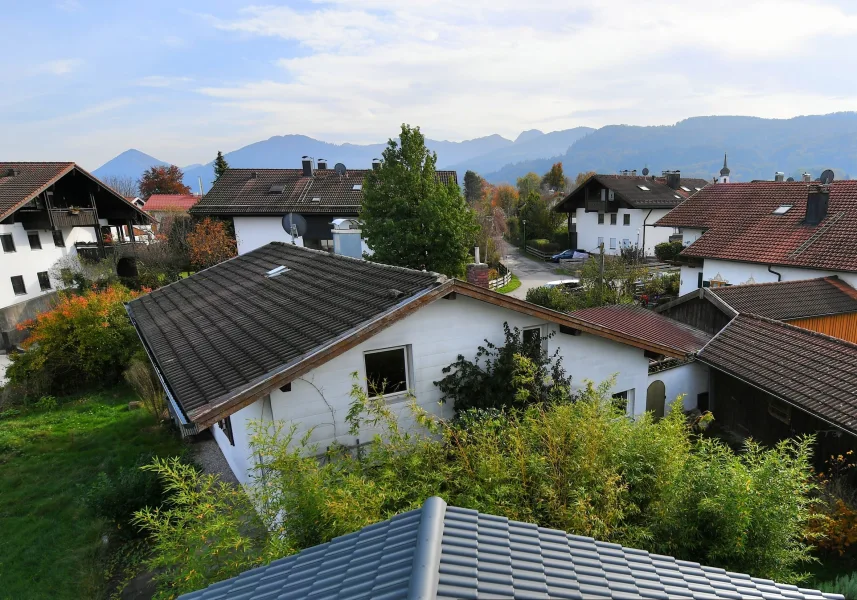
[641,208,653,255]
[767,264,783,282]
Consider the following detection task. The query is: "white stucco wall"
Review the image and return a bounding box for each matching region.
[212,294,685,482]
[575,208,671,256]
[0,223,95,310]
[679,258,857,295]
[234,216,371,256]
[647,361,709,414]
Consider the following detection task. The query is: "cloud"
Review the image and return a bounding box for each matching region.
[37,58,83,75]
[33,98,134,127]
[136,75,193,88]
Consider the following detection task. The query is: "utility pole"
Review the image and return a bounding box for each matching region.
[599,242,605,305]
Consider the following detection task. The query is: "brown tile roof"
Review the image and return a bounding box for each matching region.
[655,181,857,272]
[697,313,857,435]
[0,162,74,220]
[144,193,199,212]
[568,305,712,354]
[556,174,710,212]
[708,277,857,321]
[190,168,459,217]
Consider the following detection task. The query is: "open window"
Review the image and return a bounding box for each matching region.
[364,346,410,398]
[522,326,546,359]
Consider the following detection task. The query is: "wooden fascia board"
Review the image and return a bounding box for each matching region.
[0,163,75,222]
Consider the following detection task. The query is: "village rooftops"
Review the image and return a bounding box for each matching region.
[655,180,857,273]
[189,167,458,217]
[697,313,857,436]
[554,173,710,213]
[127,243,711,430]
[179,496,841,600]
[143,193,200,212]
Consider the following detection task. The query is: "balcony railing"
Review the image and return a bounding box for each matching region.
[50,208,98,228]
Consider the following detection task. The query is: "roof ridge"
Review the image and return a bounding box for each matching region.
[711,276,829,291]
[407,497,447,600]
[825,275,857,301]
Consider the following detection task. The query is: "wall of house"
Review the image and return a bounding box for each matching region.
[0,223,94,310]
[787,313,857,344]
[647,361,709,414]
[681,228,705,247]
[680,258,857,296]
[234,216,371,256]
[574,208,671,256]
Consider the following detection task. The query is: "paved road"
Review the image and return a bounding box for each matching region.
[501,246,560,299]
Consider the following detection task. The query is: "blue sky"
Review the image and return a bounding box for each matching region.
[4,0,857,170]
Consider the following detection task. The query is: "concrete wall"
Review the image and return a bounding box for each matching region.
[679,258,857,295]
[0,223,95,311]
[575,208,672,256]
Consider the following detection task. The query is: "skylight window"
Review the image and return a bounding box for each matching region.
[773,205,793,215]
[637,185,650,191]
[265,265,290,278]
[694,187,702,191]
[680,186,691,192]
[311,197,321,202]
[352,184,362,191]
[674,194,681,199]
[268,184,285,194]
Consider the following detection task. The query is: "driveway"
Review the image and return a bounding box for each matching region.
[500,246,560,299]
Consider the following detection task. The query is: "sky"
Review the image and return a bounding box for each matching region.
[4,0,857,170]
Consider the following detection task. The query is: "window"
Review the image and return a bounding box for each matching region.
[773,205,793,215]
[697,272,704,289]
[609,237,617,249]
[768,399,791,425]
[637,185,649,191]
[610,213,617,225]
[608,190,615,201]
[622,238,630,247]
[352,184,362,191]
[674,194,681,199]
[10,276,26,296]
[612,390,630,414]
[522,326,544,359]
[218,416,235,446]
[597,236,604,248]
[52,230,65,247]
[37,271,51,291]
[623,214,631,226]
[279,382,292,392]
[600,189,606,202]
[597,213,604,225]
[1,234,15,253]
[364,346,409,397]
[680,186,691,192]
[27,232,41,250]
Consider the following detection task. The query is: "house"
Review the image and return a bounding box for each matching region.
[189,158,458,256]
[654,177,857,295]
[142,193,199,233]
[553,171,709,256]
[0,162,151,346]
[178,496,840,600]
[126,243,710,483]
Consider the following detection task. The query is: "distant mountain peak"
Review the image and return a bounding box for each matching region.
[515,129,545,143]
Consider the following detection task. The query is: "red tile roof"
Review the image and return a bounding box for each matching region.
[568,305,712,354]
[144,193,199,212]
[655,181,857,272]
[709,276,857,320]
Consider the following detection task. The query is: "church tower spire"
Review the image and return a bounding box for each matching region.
[718,153,730,183]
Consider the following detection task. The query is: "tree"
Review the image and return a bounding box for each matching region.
[574,171,596,188]
[360,124,479,277]
[490,184,519,216]
[463,170,484,205]
[102,175,139,198]
[213,151,229,183]
[138,165,191,200]
[187,218,237,270]
[518,191,564,240]
[542,162,568,191]
[516,172,542,198]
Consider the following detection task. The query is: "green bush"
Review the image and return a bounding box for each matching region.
[527,238,561,253]
[34,395,58,411]
[525,285,575,312]
[655,241,684,262]
[816,572,857,598]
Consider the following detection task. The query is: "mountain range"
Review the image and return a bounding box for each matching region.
[92,113,857,192]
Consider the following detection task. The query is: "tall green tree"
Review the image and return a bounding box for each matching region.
[360,125,478,277]
[543,162,568,191]
[516,172,542,198]
[463,170,484,205]
[213,151,229,182]
[518,190,564,240]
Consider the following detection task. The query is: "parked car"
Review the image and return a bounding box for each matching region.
[543,279,581,291]
[550,249,590,263]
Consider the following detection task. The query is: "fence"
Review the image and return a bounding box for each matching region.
[525,246,554,261]
[488,262,512,290]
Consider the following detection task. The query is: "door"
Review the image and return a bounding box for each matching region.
[646,380,666,420]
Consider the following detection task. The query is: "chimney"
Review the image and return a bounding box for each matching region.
[774,172,784,182]
[631,169,637,177]
[802,172,812,183]
[301,156,313,177]
[663,170,681,190]
[372,158,381,171]
[465,262,490,288]
[250,171,257,179]
[317,158,327,170]
[804,183,830,226]
[3,168,19,177]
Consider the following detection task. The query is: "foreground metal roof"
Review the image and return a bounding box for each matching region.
[180,497,841,600]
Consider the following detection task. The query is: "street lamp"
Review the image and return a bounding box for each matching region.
[521,219,527,250]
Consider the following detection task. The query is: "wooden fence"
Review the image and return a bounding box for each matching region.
[488,262,512,290]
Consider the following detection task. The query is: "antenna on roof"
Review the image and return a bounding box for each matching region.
[333,163,347,178]
[282,213,307,244]
[820,169,835,185]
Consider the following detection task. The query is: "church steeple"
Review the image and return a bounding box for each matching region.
[718,153,730,183]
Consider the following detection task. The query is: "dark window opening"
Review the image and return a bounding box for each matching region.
[697,272,703,289]
[559,325,581,336]
[52,230,65,247]
[597,213,604,225]
[1,234,15,253]
[612,390,629,413]
[37,271,51,291]
[279,382,292,392]
[522,327,543,359]
[11,276,26,296]
[218,416,235,446]
[27,232,42,250]
[364,347,408,397]
[610,213,617,225]
[623,214,631,226]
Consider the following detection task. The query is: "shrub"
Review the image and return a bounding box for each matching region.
[527,238,560,253]
[187,218,237,270]
[34,395,58,411]
[654,241,684,262]
[816,572,857,598]
[525,285,575,312]
[124,358,167,420]
[6,285,142,395]
[808,451,857,556]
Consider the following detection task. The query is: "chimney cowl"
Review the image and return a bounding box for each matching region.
[301,156,313,177]
[804,183,830,226]
[371,158,381,171]
[317,159,327,170]
[803,172,812,183]
[774,172,785,182]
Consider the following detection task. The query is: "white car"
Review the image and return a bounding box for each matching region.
[543,279,581,291]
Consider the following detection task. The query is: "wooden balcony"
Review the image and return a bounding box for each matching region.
[50,208,98,228]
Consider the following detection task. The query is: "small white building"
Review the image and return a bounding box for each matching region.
[554,171,709,256]
[128,243,711,483]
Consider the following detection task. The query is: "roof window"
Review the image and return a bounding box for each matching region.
[674,194,681,199]
[680,186,691,192]
[637,185,649,191]
[773,205,793,215]
[265,265,290,278]
[694,187,702,191]
[269,184,285,194]
[352,184,362,191]
[311,197,321,202]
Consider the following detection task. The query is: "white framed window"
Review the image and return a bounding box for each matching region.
[609,237,617,249]
[610,213,617,225]
[364,345,411,398]
[612,389,635,416]
[597,236,604,248]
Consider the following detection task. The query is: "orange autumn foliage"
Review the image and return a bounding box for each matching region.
[187,218,238,270]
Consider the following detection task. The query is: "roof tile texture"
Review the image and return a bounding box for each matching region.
[557,174,710,212]
[144,193,200,212]
[709,277,857,320]
[656,181,857,272]
[0,162,74,219]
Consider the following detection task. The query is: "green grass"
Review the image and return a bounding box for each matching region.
[0,388,185,600]
[496,273,521,294]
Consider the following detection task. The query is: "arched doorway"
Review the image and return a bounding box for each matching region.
[646,380,666,420]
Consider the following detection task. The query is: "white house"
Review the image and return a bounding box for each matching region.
[190,158,458,258]
[553,171,709,256]
[127,243,711,483]
[0,162,151,346]
[656,175,857,295]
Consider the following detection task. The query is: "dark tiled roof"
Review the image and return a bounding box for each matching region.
[0,162,74,219]
[179,496,841,600]
[556,174,710,212]
[144,193,199,211]
[190,168,458,217]
[126,243,443,422]
[569,305,712,354]
[698,314,857,435]
[655,181,857,272]
[709,277,857,321]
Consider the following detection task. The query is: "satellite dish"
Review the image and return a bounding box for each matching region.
[786,177,795,182]
[333,163,347,176]
[642,167,649,176]
[820,169,835,185]
[282,213,307,239]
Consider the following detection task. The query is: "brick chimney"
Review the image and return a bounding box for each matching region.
[466,263,490,288]
[662,170,681,190]
[804,183,830,226]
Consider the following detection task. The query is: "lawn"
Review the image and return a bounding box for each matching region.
[0,388,185,600]
[496,273,521,294]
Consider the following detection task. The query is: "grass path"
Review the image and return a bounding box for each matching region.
[0,389,184,599]
[496,273,522,294]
